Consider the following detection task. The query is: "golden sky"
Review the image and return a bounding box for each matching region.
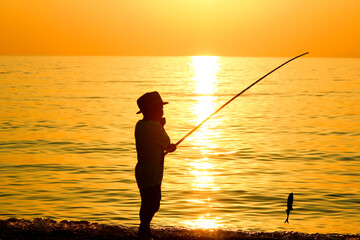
[0,0,359,57]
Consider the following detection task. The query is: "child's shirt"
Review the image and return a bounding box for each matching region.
[135,120,170,189]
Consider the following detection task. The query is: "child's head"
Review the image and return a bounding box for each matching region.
[142,103,164,119]
[137,91,168,119]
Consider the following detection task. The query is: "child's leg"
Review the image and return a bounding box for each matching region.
[138,186,161,237]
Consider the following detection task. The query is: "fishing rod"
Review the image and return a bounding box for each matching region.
[166,52,309,155]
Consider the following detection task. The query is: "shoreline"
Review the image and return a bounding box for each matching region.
[1,218,359,240]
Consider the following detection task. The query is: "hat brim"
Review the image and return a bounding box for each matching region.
[137,102,168,114]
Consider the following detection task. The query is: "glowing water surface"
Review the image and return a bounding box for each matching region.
[0,56,359,233]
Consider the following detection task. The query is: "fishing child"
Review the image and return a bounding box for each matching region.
[135,91,176,239]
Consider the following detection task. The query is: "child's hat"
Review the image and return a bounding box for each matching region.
[137,91,168,114]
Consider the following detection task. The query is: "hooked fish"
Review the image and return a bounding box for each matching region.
[284,193,294,223]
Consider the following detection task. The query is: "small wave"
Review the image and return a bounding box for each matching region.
[0,163,80,172]
[1,218,358,239]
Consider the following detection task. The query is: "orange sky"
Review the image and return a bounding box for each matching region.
[0,0,359,57]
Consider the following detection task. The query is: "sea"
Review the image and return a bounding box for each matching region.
[0,55,359,234]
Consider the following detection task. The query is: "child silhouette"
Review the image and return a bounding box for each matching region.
[135,91,176,239]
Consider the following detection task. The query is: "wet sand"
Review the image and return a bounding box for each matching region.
[0,218,358,240]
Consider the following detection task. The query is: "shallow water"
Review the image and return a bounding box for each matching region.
[0,56,359,234]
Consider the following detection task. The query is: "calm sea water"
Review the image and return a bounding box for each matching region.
[0,56,359,234]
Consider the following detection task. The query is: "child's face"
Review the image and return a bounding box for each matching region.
[145,104,163,120]
[154,104,164,118]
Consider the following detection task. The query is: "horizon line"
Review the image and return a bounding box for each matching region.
[1,53,359,58]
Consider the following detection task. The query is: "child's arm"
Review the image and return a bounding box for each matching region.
[156,118,176,153]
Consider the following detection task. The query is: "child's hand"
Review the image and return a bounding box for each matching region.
[160,117,166,126]
[166,143,177,153]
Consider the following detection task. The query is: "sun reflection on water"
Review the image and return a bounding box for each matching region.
[188,56,222,148]
[183,215,224,229]
[185,56,223,228]
[192,96,218,125]
[189,159,220,191]
[191,56,220,95]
